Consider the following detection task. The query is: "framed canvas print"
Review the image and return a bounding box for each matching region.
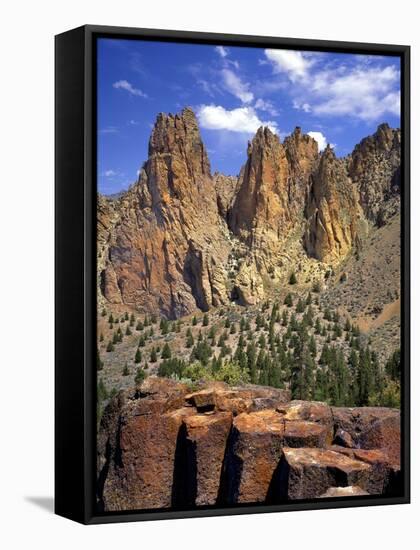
[55,25,410,524]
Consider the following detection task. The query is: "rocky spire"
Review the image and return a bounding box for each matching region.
[304,146,367,262]
[228,126,291,243]
[348,123,401,224]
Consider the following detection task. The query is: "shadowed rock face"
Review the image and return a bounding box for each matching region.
[97,378,402,511]
[97,110,400,317]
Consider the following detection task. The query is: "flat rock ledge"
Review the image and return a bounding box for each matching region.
[97,377,401,511]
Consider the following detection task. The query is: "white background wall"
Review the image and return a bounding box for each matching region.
[0,0,417,547]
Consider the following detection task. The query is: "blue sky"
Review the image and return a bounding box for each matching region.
[97,38,401,195]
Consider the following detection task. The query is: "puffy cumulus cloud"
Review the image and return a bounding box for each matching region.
[307,131,333,151]
[215,45,228,58]
[197,104,277,134]
[254,98,279,116]
[309,65,400,121]
[112,80,147,98]
[264,49,313,81]
[221,69,254,104]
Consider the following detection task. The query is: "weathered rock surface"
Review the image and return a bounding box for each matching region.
[278,447,372,500]
[213,172,239,219]
[331,406,400,462]
[100,108,230,318]
[305,146,368,262]
[348,123,401,224]
[229,127,294,245]
[97,379,402,510]
[223,410,285,504]
[97,110,400,317]
[184,412,233,506]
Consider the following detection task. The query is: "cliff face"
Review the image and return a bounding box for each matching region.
[229,127,292,244]
[97,377,401,511]
[98,110,400,318]
[348,123,401,224]
[100,108,230,318]
[304,146,368,262]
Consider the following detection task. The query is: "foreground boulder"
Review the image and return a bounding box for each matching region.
[184,412,232,506]
[223,410,285,504]
[97,377,402,510]
[278,448,372,500]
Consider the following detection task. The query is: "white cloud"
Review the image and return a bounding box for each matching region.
[113,80,147,98]
[215,46,228,58]
[254,98,279,116]
[307,131,333,151]
[264,49,312,81]
[101,169,116,177]
[310,65,400,121]
[293,100,311,113]
[221,69,254,104]
[197,104,277,134]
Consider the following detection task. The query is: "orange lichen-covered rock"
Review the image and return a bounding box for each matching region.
[278,447,372,500]
[223,410,285,504]
[184,412,233,506]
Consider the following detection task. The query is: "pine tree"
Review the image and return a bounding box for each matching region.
[161,343,172,359]
[135,367,146,385]
[186,328,194,349]
[99,332,104,342]
[150,347,158,363]
[106,340,114,353]
[385,349,400,381]
[97,348,104,371]
[284,293,293,308]
[97,378,108,402]
[108,313,114,324]
[130,313,135,326]
[289,272,297,285]
[230,323,237,335]
[138,335,146,347]
[123,363,129,376]
[296,298,305,313]
[202,313,209,326]
[192,316,197,326]
[135,348,142,364]
[309,335,317,357]
[126,325,132,336]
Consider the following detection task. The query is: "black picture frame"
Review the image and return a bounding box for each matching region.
[55,24,410,525]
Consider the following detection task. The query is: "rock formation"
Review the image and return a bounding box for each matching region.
[98,109,400,317]
[348,123,401,224]
[304,146,368,262]
[229,127,293,245]
[100,108,230,318]
[97,377,401,510]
